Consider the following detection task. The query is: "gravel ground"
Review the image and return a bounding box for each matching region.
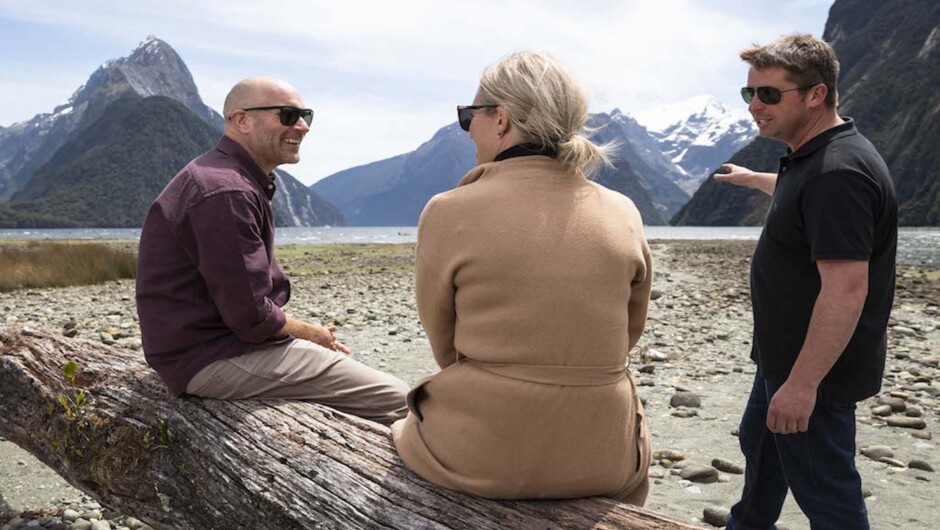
[1,240,937,530]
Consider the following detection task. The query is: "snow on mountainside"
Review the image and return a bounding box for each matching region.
[633,95,757,195]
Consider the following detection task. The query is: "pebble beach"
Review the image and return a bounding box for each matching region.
[1,239,937,530]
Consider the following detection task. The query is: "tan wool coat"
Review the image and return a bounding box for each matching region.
[391,155,653,502]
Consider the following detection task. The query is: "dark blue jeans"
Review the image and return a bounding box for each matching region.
[726,374,869,530]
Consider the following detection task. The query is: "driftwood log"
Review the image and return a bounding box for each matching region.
[0,326,705,530]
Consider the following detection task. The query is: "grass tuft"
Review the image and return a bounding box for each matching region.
[0,242,136,292]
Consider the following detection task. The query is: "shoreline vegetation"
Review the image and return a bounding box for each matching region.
[0,240,937,530]
[0,242,136,293]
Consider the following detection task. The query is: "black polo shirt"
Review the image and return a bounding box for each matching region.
[750,118,897,402]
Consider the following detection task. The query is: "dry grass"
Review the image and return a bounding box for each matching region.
[0,241,136,292]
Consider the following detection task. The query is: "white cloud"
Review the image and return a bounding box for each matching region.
[0,0,832,183]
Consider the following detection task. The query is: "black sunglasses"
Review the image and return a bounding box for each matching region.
[457,105,498,131]
[740,84,818,105]
[242,105,314,126]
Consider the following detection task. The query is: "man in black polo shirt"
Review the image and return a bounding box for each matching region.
[714,34,897,530]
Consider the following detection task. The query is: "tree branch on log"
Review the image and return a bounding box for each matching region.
[0,326,705,530]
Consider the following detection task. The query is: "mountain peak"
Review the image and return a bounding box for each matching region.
[127,35,181,64]
[66,37,222,130]
[633,95,737,133]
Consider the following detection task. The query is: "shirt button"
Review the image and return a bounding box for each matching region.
[266,184,274,190]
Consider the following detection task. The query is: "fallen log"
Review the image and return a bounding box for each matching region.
[0,326,705,530]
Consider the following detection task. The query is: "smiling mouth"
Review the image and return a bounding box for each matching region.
[284,138,301,145]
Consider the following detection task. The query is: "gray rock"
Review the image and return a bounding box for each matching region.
[892,325,917,336]
[653,449,686,462]
[650,289,663,301]
[62,510,80,522]
[648,468,666,479]
[879,457,907,468]
[878,396,907,412]
[909,459,934,472]
[703,506,731,527]
[80,512,102,522]
[670,391,702,408]
[712,458,744,474]
[860,445,894,460]
[638,364,655,374]
[870,404,893,417]
[679,464,719,483]
[905,406,924,417]
[90,522,112,530]
[72,520,92,530]
[886,416,927,429]
[912,431,933,440]
[671,409,698,418]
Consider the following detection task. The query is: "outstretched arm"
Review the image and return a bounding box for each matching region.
[713,163,778,196]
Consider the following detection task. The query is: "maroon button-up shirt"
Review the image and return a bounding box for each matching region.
[136,136,290,396]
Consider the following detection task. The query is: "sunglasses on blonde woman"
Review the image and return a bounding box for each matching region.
[457,105,498,131]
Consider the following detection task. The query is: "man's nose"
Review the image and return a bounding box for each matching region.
[748,94,764,113]
[293,117,310,133]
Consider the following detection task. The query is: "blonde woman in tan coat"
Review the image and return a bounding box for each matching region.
[391,51,653,505]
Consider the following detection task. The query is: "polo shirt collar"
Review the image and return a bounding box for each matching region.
[787,117,857,161]
[215,135,277,200]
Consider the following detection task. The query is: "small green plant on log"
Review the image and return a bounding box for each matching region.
[56,360,91,457]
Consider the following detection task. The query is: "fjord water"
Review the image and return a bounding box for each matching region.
[1,227,937,269]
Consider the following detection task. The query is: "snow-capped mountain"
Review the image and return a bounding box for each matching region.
[633,95,758,195]
[0,36,341,227]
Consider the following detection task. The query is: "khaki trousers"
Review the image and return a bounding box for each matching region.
[185,338,409,426]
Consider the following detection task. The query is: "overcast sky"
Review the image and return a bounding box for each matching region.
[0,0,832,185]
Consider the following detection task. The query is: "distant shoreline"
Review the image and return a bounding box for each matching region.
[2,227,938,269]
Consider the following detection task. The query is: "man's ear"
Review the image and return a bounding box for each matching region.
[229,111,252,133]
[808,84,829,109]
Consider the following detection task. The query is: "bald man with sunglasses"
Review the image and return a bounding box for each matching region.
[137,77,408,425]
[713,35,897,529]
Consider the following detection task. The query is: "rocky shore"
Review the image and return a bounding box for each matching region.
[1,240,937,530]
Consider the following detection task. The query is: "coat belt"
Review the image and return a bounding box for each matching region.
[463,359,627,386]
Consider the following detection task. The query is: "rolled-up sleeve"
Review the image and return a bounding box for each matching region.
[184,190,286,343]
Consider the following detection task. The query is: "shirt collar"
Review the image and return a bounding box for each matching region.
[786,117,857,161]
[215,135,277,200]
[493,142,558,162]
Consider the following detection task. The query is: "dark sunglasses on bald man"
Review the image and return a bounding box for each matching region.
[457,105,498,131]
[242,105,314,126]
[740,84,819,105]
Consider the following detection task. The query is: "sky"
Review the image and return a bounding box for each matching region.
[0,0,833,185]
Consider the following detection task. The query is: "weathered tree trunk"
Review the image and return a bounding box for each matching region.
[0,326,705,530]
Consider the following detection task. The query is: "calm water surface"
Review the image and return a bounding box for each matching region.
[1,226,937,268]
